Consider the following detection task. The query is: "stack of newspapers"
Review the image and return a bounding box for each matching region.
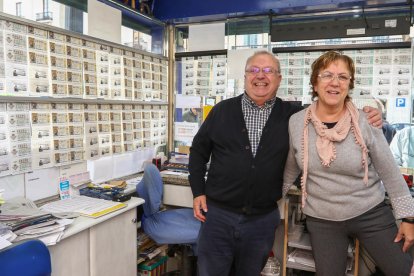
[0,197,73,247]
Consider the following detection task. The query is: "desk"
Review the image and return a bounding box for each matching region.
[161,172,193,208]
[160,172,299,209]
[48,197,144,276]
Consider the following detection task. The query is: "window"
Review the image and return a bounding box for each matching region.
[121,21,156,54]
[43,0,50,12]
[16,2,22,17]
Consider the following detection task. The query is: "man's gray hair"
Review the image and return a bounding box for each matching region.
[245,50,281,72]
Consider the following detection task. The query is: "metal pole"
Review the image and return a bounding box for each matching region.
[167,24,175,154]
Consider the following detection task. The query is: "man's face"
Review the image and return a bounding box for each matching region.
[244,54,282,106]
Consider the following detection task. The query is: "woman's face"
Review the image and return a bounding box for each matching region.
[313,60,351,109]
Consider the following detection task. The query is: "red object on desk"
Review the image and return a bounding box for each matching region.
[403,174,413,188]
[152,158,162,170]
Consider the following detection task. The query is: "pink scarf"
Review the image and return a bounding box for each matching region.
[300,101,369,207]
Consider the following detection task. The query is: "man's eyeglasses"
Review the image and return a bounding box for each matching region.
[245,66,278,75]
[318,72,352,83]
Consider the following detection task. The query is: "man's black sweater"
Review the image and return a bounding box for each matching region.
[189,95,301,215]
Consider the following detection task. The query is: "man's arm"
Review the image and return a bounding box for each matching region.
[188,125,212,198]
[292,103,382,128]
[188,109,215,222]
[193,195,207,222]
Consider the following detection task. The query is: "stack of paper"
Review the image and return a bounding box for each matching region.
[0,197,73,246]
[288,248,315,268]
[0,222,14,250]
[12,217,73,246]
[0,189,4,205]
[137,230,168,263]
[40,195,126,218]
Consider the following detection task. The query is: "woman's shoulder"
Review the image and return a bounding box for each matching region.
[290,108,306,122]
[288,109,306,134]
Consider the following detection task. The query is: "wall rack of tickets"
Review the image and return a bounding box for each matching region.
[0,18,168,101]
[0,102,167,177]
[273,48,412,100]
[0,13,169,177]
[179,54,228,97]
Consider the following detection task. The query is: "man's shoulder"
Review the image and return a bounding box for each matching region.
[213,95,242,109]
[276,98,304,114]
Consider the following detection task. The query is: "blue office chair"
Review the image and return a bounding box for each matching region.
[0,239,52,276]
[137,163,201,275]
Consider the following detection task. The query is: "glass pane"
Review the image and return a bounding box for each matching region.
[2,0,86,35]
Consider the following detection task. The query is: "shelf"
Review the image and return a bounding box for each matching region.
[287,247,355,274]
[288,226,354,255]
[0,96,168,105]
[175,50,228,60]
[286,260,315,272]
[287,226,311,251]
[286,259,355,275]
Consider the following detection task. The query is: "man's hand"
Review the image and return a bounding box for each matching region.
[193,195,208,222]
[363,106,383,128]
[394,222,414,252]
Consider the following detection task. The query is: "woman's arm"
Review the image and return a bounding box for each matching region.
[283,120,301,198]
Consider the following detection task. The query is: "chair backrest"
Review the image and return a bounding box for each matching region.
[0,239,51,276]
[137,163,163,217]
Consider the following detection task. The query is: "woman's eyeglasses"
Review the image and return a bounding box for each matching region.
[318,72,352,83]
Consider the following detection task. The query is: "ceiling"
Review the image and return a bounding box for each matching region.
[152,0,412,24]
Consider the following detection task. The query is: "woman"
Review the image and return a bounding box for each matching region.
[283,51,414,275]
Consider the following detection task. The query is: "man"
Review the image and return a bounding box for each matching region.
[390,126,414,168]
[182,107,199,123]
[189,51,381,276]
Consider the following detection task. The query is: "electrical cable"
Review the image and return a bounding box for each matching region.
[362,5,369,29]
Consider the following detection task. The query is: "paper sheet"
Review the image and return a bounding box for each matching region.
[188,23,225,52]
[40,196,126,218]
[228,48,266,80]
[0,235,12,250]
[25,167,60,201]
[176,95,201,108]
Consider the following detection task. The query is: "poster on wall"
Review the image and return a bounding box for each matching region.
[174,122,199,145]
[387,97,411,124]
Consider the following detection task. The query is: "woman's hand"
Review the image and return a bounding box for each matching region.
[394,222,414,252]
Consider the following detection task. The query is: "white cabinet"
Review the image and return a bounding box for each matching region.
[49,198,143,276]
